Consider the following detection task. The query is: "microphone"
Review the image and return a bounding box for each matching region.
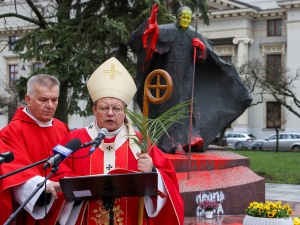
[43,138,82,169]
[89,128,108,154]
[0,152,14,164]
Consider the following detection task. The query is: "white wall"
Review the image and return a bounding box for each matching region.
[285,8,300,131]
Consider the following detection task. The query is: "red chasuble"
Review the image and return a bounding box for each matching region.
[0,107,69,225]
[52,122,184,225]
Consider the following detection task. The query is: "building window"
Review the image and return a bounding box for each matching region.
[32,62,43,69]
[9,65,18,88]
[267,19,282,36]
[266,101,281,128]
[266,54,282,81]
[220,55,232,63]
[9,36,19,50]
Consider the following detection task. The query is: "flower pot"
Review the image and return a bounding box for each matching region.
[243,215,293,225]
[205,210,213,219]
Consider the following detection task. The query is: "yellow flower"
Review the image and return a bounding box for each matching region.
[267,211,274,218]
[293,217,300,225]
[245,201,293,219]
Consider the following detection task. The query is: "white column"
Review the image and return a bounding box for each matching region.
[232,37,253,130]
[233,37,253,67]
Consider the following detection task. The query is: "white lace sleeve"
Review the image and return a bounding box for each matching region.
[144,170,167,217]
[11,176,55,219]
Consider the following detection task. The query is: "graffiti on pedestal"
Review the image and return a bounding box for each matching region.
[196,191,225,217]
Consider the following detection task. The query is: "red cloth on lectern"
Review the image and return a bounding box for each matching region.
[52,127,184,225]
[0,107,69,225]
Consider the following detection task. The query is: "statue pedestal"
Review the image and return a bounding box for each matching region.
[164,150,265,217]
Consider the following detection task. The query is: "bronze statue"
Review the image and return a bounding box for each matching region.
[129,5,252,154]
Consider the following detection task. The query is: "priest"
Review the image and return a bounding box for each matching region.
[0,74,69,225]
[51,57,184,225]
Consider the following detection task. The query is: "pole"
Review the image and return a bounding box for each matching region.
[138,69,173,224]
[3,166,59,225]
[188,0,199,180]
[0,158,48,180]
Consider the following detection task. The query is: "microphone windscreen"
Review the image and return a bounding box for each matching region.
[100,128,108,135]
[1,152,14,163]
[65,138,82,153]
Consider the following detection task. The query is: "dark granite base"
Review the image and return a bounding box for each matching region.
[163,151,265,216]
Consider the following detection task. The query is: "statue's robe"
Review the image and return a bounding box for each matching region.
[129,19,252,153]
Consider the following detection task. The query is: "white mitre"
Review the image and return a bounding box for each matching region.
[87,57,137,104]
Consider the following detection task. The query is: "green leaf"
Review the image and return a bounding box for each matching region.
[125,99,193,152]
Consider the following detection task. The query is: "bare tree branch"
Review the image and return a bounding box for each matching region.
[239,59,300,118]
[266,105,287,152]
[0,41,9,53]
[25,0,47,28]
[0,0,53,28]
[0,13,40,26]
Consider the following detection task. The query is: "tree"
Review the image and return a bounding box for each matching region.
[239,59,300,151]
[215,58,300,148]
[0,77,22,122]
[0,0,210,124]
[266,103,287,152]
[239,58,300,117]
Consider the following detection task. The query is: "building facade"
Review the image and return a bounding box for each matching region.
[1,0,300,140]
[197,0,300,139]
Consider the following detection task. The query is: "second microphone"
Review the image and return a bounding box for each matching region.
[89,128,108,154]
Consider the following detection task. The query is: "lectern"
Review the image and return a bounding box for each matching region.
[59,172,158,225]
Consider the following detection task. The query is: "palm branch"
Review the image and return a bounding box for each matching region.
[125,99,193,153]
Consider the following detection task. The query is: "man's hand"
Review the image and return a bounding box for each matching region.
[192,38,206,52]
[136,152,153,172]
[46,182,62,199]
[192,38,206,58]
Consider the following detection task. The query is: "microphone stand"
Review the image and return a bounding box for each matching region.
[80,141,93,148]
[3,166,59,225]
[0,158,48,180]
[1,142,86,223]
[1,157,60,225]
[0,140,88,180]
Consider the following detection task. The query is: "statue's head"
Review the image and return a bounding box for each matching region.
[176,6,193,29]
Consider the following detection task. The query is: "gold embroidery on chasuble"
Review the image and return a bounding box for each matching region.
[90,199,125,225]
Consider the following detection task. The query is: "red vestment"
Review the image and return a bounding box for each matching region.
[0,107,69,225]
[52,122,184,225]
